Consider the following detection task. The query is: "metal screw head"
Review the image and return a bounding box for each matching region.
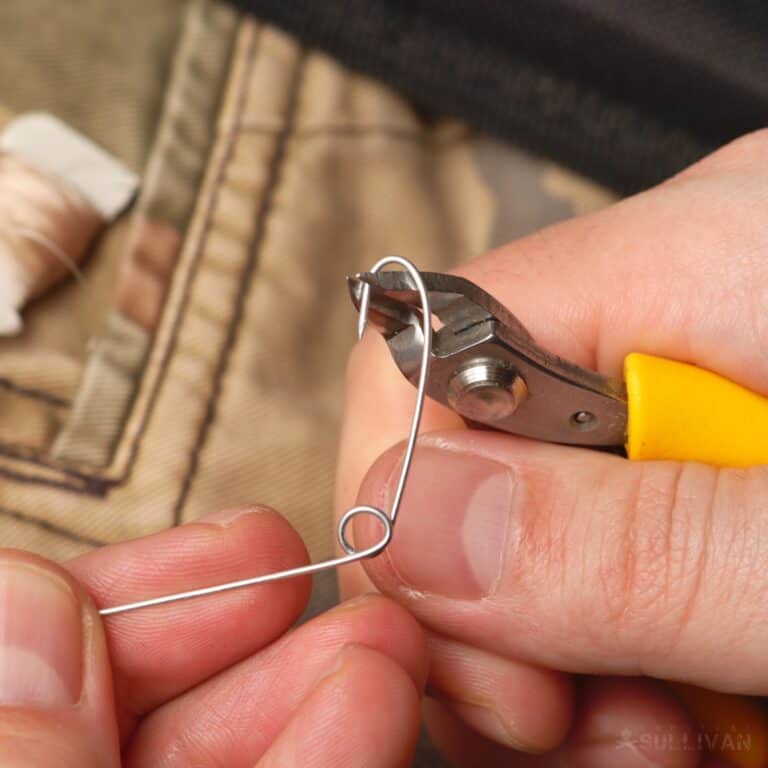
[570,410,597,431]
[447,359,527,422]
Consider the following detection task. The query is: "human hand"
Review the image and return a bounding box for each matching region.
[337,131,768,766]
[0,507,427,767]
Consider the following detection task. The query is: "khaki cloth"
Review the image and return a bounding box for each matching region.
[0,1,612,565]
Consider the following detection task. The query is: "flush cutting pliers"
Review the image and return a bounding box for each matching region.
[347,269,768,467]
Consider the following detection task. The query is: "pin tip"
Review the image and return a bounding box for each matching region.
[355,282,372,341]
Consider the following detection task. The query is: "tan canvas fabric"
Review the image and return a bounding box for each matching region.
[0,7,614,764]
[0,4,612,573]
[0,0,190,172]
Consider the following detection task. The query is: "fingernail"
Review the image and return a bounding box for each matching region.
[196,506,269,528]
[446,699,528,750]
[0,561,82,707]
[318,643,364,686]
[361,446,514,598]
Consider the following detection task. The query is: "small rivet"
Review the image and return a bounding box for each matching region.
[447,359,527,422]
[570,410,597,430]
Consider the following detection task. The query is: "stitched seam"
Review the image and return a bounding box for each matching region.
[114,26,261,497]
[0,439,110,492]
[0,440,99,476]
[0,504,105,547]
[0,465,104,494]
[0,378,71,408]
[235,124,470,144]
[0,381,73,455]
[171,51,308,525]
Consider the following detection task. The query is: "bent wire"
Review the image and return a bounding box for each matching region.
[99,255,431,617]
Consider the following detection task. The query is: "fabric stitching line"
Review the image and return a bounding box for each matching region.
[0,440,104,482]
[0,504,106,548]
[0,442,80,469]
[0,381,74,458]
[236,123,471,144]
[0,441,79,465]
[0,377,71,408]
[0,455,101,493]
[114,23,262,493]
[171,49,308,525]
[0,464,97,494]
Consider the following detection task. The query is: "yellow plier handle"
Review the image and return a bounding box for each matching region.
[626,353,768,467]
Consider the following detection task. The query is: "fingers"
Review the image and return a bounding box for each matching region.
[356,433,768,693]
[422,697,521,767]
[257,645,421,768]
[426,633,572,752]
[0,550,120,767]
[425,677,700,768]
[125,594,427,767]
[66,506,311,739]
[561,678,700,768]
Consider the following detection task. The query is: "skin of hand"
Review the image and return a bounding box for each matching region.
[335,129,768,767]
[0,506,428,767]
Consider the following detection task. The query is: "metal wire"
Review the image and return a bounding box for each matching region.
[100,256,432,617]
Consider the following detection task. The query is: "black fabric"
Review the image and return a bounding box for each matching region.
[226,0,768,194]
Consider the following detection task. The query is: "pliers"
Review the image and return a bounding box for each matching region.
[348,269,768,467]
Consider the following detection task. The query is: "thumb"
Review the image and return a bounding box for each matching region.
[357,432,768,694]
[0,550,119,767]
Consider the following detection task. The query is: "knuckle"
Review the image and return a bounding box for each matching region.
[583,462,713,658]
[713,467,768,639]
[510,463,570,591]
[503,456,762,672]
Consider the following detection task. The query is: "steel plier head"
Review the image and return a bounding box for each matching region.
[347,269,627,448]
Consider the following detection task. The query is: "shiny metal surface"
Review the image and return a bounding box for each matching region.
[348,270,627,446]
[447,358,527,422]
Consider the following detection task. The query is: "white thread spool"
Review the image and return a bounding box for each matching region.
[0,113,139,335]
[0,155,102,334]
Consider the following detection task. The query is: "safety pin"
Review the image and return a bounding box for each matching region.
[100,256,432,617]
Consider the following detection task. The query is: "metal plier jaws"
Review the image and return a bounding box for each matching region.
[348,270,627,447]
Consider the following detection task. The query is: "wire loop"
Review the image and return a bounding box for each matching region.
[99,256,432,617]
[337,505,391,556]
